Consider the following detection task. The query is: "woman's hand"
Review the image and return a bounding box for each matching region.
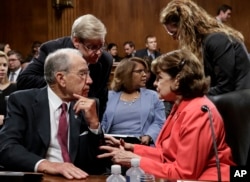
[98,145,140,167]
[104,134,121,147]
[104,134,134,151]
[140,135,152,145]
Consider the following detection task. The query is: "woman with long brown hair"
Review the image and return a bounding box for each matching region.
[160,0,250,95]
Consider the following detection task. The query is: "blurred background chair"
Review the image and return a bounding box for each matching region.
[209,89,250,166]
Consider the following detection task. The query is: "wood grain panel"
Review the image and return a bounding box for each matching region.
[77,0,177,56]
[47,0,77,40]
[0,0,250,59]
[0,0,48,57]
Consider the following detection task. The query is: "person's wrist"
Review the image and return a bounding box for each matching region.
[124,142,134,151]
[89,120,99,129]
[146,135,152,142]
[37,160,50,173]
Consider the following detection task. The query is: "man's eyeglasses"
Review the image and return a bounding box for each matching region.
[67,70,90,79]
[80,41,105,53]
[8,58,19,62]
[132,69,148,74]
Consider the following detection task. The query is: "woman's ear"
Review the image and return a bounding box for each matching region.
[174,74,180,90]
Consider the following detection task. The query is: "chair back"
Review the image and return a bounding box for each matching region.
[209,89,250,166]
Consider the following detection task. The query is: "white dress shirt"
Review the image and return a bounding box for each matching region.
[34,86,100,171]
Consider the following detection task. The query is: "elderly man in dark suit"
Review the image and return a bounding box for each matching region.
[17,14,113,120]
[0,48,108,179]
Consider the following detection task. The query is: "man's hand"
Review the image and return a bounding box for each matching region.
[37,160,88,179]
[73,93,99,129]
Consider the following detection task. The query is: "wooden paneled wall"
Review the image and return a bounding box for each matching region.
[0,0,249,59]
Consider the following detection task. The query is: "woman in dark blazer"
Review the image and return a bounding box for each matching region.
[159,0,250,95]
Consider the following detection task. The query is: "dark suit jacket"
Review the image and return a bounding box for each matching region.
[0,87,108,174]
[134,48,161,60]
[203,33,250,95]
[17,36,113,120]
[7,68,22,82]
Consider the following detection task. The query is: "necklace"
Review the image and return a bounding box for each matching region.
[120,91,140,106]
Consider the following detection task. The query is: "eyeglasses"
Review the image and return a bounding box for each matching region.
[165,25,178,37]
[8,58,19,62]
[166,29,178,37]
[132,69,148,74]
[81,42,104,53]
[67,70,90,79]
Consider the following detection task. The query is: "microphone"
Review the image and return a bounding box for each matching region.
[201,105,221,182]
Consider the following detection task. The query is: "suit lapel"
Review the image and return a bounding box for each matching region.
[33,87,51,149]
[69,102,81,161]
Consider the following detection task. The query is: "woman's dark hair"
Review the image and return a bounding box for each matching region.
[111,57,148,92]
[151,49,209,98]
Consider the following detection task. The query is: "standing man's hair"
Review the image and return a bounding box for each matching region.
[71,14,107,40]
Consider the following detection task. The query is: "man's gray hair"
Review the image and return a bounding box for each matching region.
[44,48,82,84]
[71,14,107,40]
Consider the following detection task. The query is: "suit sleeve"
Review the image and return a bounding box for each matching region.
[0,93,44,171]
[203,33,236,95]
[17,45,49,90]
[75,124,110,174]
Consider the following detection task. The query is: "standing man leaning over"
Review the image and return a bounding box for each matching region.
[17,14,113,120]
[0,48,107,179]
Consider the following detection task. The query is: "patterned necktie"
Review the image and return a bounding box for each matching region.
[57,103,71,162]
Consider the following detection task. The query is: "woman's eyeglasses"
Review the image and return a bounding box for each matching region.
[132,69,148,74]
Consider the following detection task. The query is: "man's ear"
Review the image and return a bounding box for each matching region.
[72,37,80,49]
[56,72,66,87]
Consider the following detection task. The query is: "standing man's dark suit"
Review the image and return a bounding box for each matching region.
[0,87,106,174]
[17,36,113,120]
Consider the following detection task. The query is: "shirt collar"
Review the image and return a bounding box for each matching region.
[47,86,70,110]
